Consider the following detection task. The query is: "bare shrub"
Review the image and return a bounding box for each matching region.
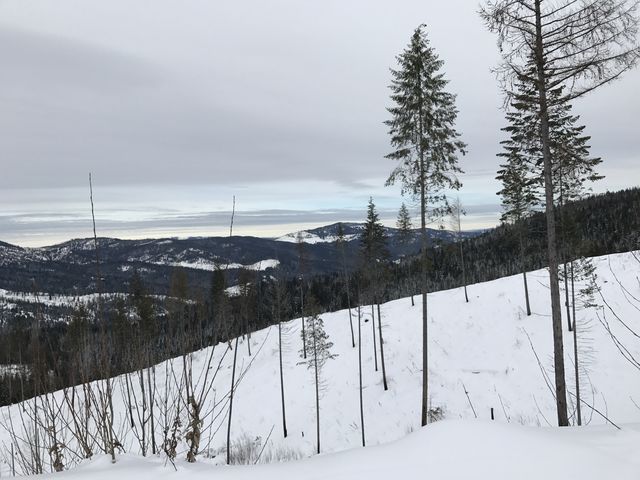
[217,433,303,465]
[427,406,445,423]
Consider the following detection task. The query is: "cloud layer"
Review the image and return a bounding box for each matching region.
[0,0,637,246]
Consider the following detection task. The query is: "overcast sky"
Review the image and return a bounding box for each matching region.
[1,0,638,247]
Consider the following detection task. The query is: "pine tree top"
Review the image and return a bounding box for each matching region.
[298,314,337,371]
[396,203,413,239]
[361,198,389,263]
[384,24,466,216]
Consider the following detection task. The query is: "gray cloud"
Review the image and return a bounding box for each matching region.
[0,0,637,246]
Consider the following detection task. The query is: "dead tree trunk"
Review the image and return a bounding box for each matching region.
[370,305,378,372]
[313,324,320,455]
[570,261,582,425]
[376,302,388,391]
[357,303,365,446]
[226,335,239,464]
[278,320,287,438]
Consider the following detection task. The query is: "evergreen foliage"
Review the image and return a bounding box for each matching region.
[298,314,337,372]
[396,203,413,241]
[385,25,466,216]
[361,198,389,264]
[298,312,336,454]
[385,23,466,426]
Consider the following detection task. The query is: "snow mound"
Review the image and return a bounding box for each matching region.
[34,421,640,480]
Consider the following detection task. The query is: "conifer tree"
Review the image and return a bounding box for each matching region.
[336,223,356,348]
[210,267,229,343]
[497,70,602,325]
[396,203,413,240]
[360,198,389,390]
[298,311,337,454]
[169,268,189,353]
[396,203,415,305]
[496,78,540,316]
[548,86,603,332]
[362,198,389,263]
[385,25,466,425]
[482,0,638,426]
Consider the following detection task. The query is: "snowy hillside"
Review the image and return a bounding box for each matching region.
[275,223,363,243]
[274,222,483,244]
[1,251,639,476]
[17,421,640,480]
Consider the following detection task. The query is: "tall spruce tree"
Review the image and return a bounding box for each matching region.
[385,25,466,425]
[481,0,639,426]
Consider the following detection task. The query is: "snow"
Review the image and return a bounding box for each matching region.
[11,421,640,480]
[13,421,640,480]
[0,364,30,376]
[0,290,169,310]
[275,231,358,244]
[1,251,639,477]
[153,259,280,271]
[0,288,104,308]
[225,284,244,296]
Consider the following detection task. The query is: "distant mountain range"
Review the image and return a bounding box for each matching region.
[276,222,482,244]
[0,223,483,296]
[2,187,637,326]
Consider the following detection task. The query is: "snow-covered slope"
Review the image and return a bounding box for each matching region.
[26,421,640,480]
[274,222,483,244]
[153,258,280,272]
[1,252,639,475]
[211,251,640,453]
